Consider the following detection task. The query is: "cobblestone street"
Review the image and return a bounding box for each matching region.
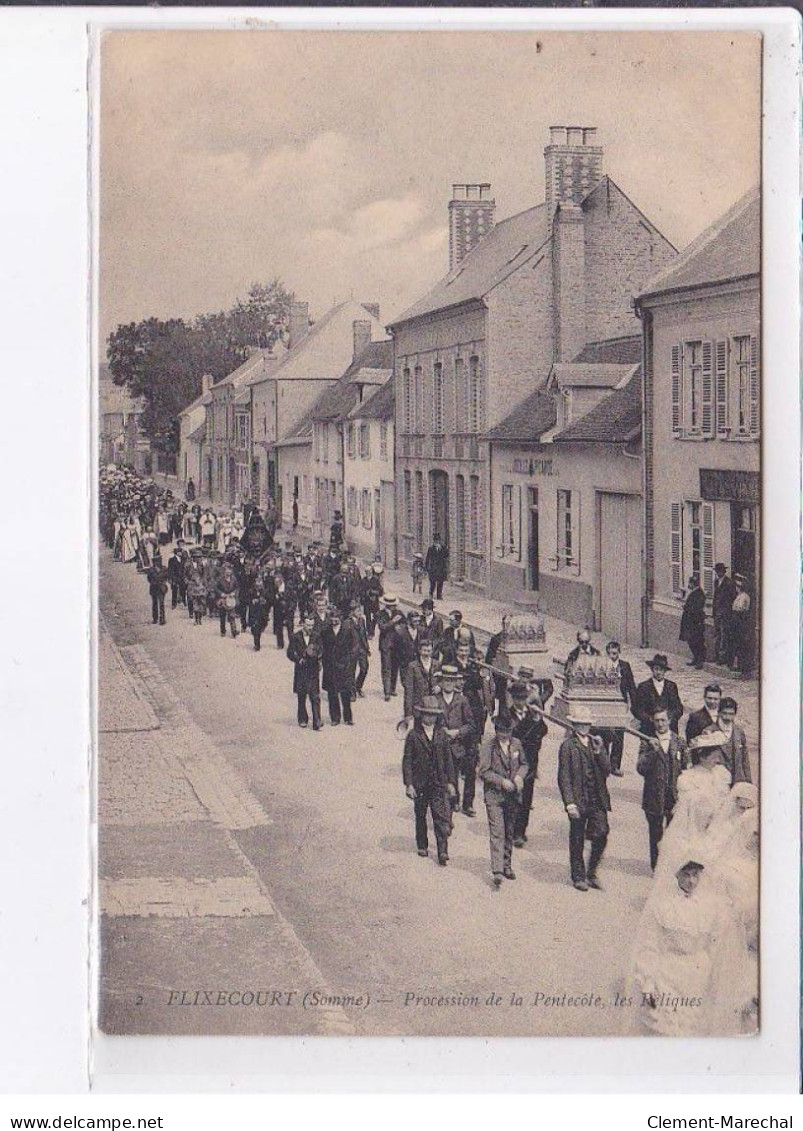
[98,546,758,1037]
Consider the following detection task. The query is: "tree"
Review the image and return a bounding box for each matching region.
[106,280,295,455]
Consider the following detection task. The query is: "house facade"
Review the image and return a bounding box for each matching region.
[343,372,395,565]
[250,300,383,524]
[389,126,676,592]
[99,364,148,472]
[636,189,760,656]
[489,336,645,642]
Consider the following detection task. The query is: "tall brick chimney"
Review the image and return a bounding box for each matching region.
[353,319,372,361]
[287,301,310,350]
[544,126,603,223]
[448,183,495,271]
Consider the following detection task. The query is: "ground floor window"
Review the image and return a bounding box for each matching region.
[347,486,358,526]
[670,499,715,598]
[500,483,520,559]
[361,488,372,529]
[404,471,413,533]
[469,475,480,550]
[556,488,577,569]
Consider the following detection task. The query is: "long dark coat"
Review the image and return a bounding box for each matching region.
[636,734,687,816]
[679,585,707,642]
[424,542,449,581]
[557,735,611,815]
[321,620,360,694]
[287,629,322,694]
[402,724,456,794]
[633,678,685,735]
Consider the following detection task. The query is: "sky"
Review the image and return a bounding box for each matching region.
[99,29,760,343]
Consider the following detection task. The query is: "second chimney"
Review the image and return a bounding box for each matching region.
[201,374,213,395]
[448,183,495,272]
[544,126,603,224]
[288,301,310,350]
[353,320,372,361]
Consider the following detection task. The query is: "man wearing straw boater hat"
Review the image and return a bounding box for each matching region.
[478,711,527,888]
[402,696,457,866]
[557,705,611,892]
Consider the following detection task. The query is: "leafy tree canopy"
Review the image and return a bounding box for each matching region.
[106,280,295,454]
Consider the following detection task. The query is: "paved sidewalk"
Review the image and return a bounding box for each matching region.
[97,614,354,1035]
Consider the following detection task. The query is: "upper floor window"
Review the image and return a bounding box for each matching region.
[347,423,356,459]
[379,422,388,461]
[359,422,371,459]
[468,356,481,433]
[454,357,465,431]
[413,365,423,433]
[672,335,758,440]
[403,367,412,434]
[433,363,444,435]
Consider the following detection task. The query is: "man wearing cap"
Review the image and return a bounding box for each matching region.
[636,707,688,870]
[395,609,422,690]
[633,656,684,737]
[361,562,384,638]
[287,611,323,730]
[436,666,477,816]
[321,607,360,725]
[454,641,494,817]
[478,713,527,887]
[509,682,548,847]
[419,598,444,650]
[377,595,404,701]
[598,640,637,777]
[424,534,449,600]
[685,684,722,744]
[557,705,611,891]
[680,574,707,669]
[403,638,442,723]
[402,696,456,865]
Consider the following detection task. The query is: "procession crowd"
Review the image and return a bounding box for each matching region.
[99,464,759,1036]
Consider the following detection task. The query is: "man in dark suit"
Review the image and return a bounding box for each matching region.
[402,696,457,865]
[395,610,422,690]
[439,610,475,664]
[566,628,600,670]
[321,608,360,726]
[377,595,404,701]
[680,573,707,668]
[419,598,444,650]
[712,563,735,664]
[508,682,548,847]
[478,712,527,887]
[636,707,688,869]
[402,638,442,721]
[685,683,722,744]
[287,612,323,729]
[557,705,611,892]
[424,534,449,600]
[598,640,637,777]
[633,655,684,736]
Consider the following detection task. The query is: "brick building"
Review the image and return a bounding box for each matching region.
[388,126,676,591]
[636,188,760,657]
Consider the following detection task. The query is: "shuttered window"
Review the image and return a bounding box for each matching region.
[701,502,715,598]
[403,368,412,434]
[749,333,760,436]
[413,366,423,433]
[433,363,444,434]
[404,471,412,533]
[715,339,729,435]
[670,502,683,597]
[347,423,356,459]
[361,488,372,529]
[379,422,388,461]
[454,358,465,432]
[359,423,370,459]
[556,489,578,570]
[468,356,481,433]
[701,341,714,437]
[671,345,682,436]
[415,471,425,549]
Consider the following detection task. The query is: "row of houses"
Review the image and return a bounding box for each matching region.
[175,125,760,653]
[99,364,150,474]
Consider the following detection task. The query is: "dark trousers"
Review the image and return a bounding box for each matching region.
[356,656,369,692]
[413,789,451,856]
[646,810,673,871]
[428,574,444,600]
[252,627,263,651]
[457,748,478,811]
[151,593,166,624]
[297,691,322,728]
[513,772,536,839]
[687,627,706,666]
[714,612,731,662]
[599,729,624,773]
[219,609,238,636]
[568,813,608,883]
[170,581,184,608]
[327,690,353,725]
[380,649,399,696]
[730,612,753,674]
[485,793,518,874]
[365,606,378,637]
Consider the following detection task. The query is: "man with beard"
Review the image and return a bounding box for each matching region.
[402,696,456,866]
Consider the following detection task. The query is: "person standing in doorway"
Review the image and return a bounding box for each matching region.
[424,534,449,600]
[712,563,735,664]
[680,574,707,669]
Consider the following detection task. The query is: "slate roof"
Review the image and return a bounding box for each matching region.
[553,371,643,444]
[275,406,314,446]
[349,376,395,422]
[309,339,393,424]
[637,187,759,301]
[572,335,642,366]
[250,301,384,388]
[549,362,634,390]
[487,388,557,443]
[389,204,549,326]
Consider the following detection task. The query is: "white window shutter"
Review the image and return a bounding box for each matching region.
[701,341,714,437]
[670,502,683,598]
[702,502,715,598]
[715,339,729,436]
[749,334,760,436]
[671,345,682,436]
[574,491,580,572]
